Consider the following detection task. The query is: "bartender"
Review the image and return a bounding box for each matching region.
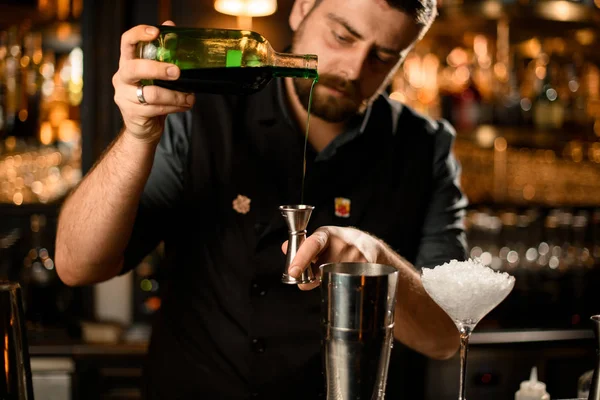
[54,0,468,398]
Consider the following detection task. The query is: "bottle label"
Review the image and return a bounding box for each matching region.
[226,49,242,67]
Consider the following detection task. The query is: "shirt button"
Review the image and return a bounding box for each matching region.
[251,281,268,296]
[254,222,266,235]
[251,338,266,353]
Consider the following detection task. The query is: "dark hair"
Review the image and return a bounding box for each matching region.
[313,0,437,28]
[390,0,437,27]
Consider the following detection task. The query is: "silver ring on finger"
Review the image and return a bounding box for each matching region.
[136,84,149,105]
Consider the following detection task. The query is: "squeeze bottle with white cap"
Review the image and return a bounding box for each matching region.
[515,367,551,400]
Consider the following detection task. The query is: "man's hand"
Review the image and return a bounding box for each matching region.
[281,226,385,290]
[113,20,195,144]
[282,226,460,359]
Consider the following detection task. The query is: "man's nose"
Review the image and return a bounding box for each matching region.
[339,47,369,81]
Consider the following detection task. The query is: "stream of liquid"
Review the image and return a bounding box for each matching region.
[300,77,318,205]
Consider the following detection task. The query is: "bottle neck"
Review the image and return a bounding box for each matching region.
[271,52,318,80]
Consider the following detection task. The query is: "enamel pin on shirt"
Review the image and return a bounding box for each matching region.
[232,194,251,214]
[334,197,351,218]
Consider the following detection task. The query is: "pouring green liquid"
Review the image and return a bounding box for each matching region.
[301,77,318,205]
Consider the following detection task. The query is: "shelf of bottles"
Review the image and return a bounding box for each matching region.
[0,0,83,206]
[392,5,600,208]
[466,206,600,329]
[392,2,600,329]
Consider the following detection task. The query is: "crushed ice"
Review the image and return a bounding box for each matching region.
[421,258,515,323]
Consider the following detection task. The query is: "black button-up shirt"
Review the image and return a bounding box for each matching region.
[123,77,468,399]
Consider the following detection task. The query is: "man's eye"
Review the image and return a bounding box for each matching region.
[332,31,349,43]
[374,53,397,65]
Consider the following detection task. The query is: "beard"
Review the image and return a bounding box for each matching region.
[288,5,409,123]
[293,74,363,123]
[290,14,365,123]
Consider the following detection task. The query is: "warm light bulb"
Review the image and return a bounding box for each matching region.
[247,0,275,15]
[214,0,277,17]
[216,0,244,14]
[40,122,54,145]
[58,119,80,142]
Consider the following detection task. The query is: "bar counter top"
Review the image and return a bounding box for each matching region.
[25,328,596,400]
[27,328,595,357]
[30,341,149,356]
[469,328,594,344]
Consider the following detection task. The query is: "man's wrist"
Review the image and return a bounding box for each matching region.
[375,238,396,267]
[121,128,161,150]
[375,239,415,273]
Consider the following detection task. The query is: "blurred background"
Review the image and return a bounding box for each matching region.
[0,0,599,399]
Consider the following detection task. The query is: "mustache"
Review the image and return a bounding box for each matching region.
[317,74,357,97]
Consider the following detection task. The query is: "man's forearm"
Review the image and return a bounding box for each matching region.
[55,130,158,286]
[379,246,460,360]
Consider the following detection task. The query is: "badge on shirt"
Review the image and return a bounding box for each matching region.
[232,194,251,214]
[334,197,351,218]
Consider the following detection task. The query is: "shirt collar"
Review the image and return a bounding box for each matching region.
[256,77,403,161]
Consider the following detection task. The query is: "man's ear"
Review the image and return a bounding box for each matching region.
[289,0,317,32]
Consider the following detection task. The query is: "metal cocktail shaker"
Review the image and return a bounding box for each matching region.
[320,262,399,400]
[0,282,35,399]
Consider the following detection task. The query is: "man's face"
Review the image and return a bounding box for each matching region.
[290,0,424,122]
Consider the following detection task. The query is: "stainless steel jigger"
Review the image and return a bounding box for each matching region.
[279,205,316,285]
[320,262,399,400]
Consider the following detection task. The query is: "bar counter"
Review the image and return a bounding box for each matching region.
[29,327,595,353]
[26,327,596,400]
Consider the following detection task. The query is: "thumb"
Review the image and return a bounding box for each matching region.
[161,20,176,26]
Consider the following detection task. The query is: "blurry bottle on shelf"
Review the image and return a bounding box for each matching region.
[439,47,484,133]
[533,55,565,131]
[20,214,61,328]
[18,30,43,143]
[495,21,525,127]
[0,31,7,139]
[0,228,21,281]
[593,210,600,261]
[38,0,57,19]
[585,62,600,138]
[497,211,517,270]
[517,53,537,128]
[494,59,523,126]
[570,211,593,268]
[558,210,573,267]
[546,211,565,270]
[132,243,165,324]
[561,56,590,136]
[518,212,540,270]
[4,26,21,140]
[471,34,495,124]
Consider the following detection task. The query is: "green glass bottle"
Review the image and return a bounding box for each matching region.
[136,26,318,94]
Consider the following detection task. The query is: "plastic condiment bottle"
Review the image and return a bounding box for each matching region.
[515,367,551,400]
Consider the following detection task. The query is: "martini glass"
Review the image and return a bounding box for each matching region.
[421,259,515,400]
